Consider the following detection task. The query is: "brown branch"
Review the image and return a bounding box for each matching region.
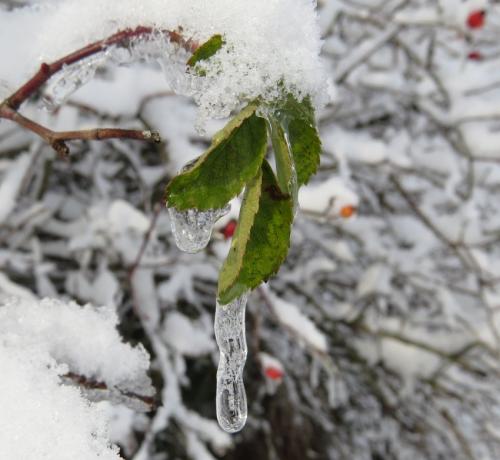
[0,26,198,155]
[127,203,162,321]
[64,372,156,410]
[0,104,160,156]
[128,203,162,277]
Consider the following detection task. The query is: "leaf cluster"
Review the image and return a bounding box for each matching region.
[165,37,321,304]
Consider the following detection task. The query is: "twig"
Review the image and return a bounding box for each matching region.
[390,175,479,272]
[128,203,162,277]
[64,371,156,410]
[0,104,160,156]
[440,409,476,460]
[128,203,162,321]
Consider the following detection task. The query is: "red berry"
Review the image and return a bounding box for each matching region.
[264,367,284,380]
[468,51,482,61]
[221,219,237,239]
[467,10,485,29]
[340,205,356,218]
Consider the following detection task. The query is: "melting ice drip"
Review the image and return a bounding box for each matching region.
[214,294,248,433]
[168,157,230,253]
[168,205,229,253]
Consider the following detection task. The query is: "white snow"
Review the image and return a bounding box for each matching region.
[356,264,392,298]
[0,272,38,302]
[0,296,153,460]
[299,176,359,217]
[323,127,388,165]
[380,338,441,386]
[0,152,31,223]
[0,0,328,120]
[108,200,151,235]
[0,346,122,460]
[268,291,328,353]
[0,297,151,388]
[163,311,214,356]
[1,0,500,456]
[259,352,284,374]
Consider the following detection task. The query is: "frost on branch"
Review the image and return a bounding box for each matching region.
[0,297,153,459]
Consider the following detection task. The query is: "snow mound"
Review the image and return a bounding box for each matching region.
[0,297,153,460]
[0,346,122,460]
[0,297,151,389]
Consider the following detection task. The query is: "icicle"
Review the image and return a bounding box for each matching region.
[214,294,248,433]
[168,205,229,253]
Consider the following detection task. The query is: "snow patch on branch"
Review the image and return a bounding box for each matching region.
[0,297,152,390]
[0,297,152,460]
[268,290,328,353]
[0,346,122,460]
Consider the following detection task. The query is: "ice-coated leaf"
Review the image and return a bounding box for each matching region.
[273,94,321,186]
[218,161,293,305]
[187,34,225,67]
[165,104,267,211]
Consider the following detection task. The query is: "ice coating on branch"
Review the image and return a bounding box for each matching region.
[168,205,230,253]
[0,0,327,120]
[43,52,108,110]
[214,294,248,433]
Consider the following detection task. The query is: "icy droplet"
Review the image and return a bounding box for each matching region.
[168,205,229,253]
[167,157,230,253]
[214,294,248,433]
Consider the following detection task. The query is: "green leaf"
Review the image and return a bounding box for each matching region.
[218,161,293,305]
[273,94,321,186]
[187,34,224,67]
[165,104,267,211]
[267,116,298,206]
